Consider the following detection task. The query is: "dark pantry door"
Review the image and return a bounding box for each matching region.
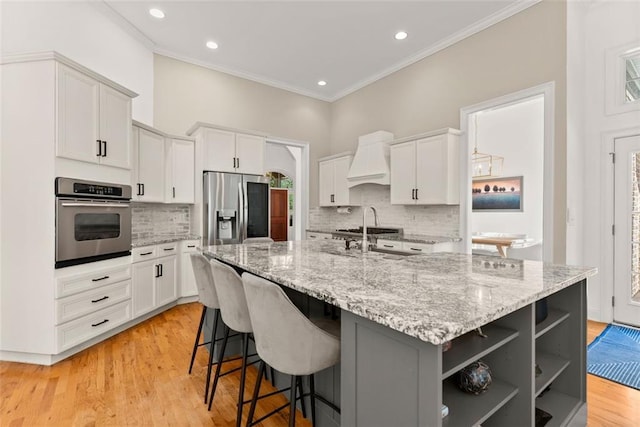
[270,189,288,241]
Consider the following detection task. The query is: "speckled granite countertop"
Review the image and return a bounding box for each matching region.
[203,240,596,345]
[306,229,335,234]
[380,234,462,244]
[132,235,201,248]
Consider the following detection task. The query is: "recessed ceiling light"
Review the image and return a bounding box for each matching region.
[149,8,165,19]
[395,31,408,40]
[206,41,219,50]
[317,80,327,86]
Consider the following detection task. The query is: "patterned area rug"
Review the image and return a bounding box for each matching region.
[587,324,640,390]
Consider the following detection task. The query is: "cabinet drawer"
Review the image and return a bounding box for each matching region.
[158,242,178,255]
[181,239,200,253]
[402,242,435,254]
[56,265,131,298]
[376,239,403,251]
[56,300,132,352]
[132,245,157,263]
[56,280,131,325]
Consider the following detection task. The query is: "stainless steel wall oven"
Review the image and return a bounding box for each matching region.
[55,177,132,268]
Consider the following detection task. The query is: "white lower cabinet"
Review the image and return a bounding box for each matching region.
[55,261,133,352]
[180,240,200,298]
[376,239,458,254]
[132,243,178,317]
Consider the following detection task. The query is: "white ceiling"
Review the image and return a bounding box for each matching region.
[102,1,538,102]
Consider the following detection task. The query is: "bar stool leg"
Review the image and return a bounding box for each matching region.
[236,332,250,427]
[204,308,219,403]
[310,374,316,427]
[297,376,306,418]
[188,305,207,374]
[289,375,297,427]
[270,366,276,386]
[246,361,265,427]
[208,325,230,411]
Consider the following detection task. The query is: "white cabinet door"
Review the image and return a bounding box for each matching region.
[56,64,100,163]
[318,160,335,206]
[98,84,131,169]
[235,133,265,175]
[135,128,165,202]
[390,141,416,205]
[333,156,352,205]
[415,136,446,204]
[203,128,236,172]
[415,134,459,205]
[132,260,155,317]
[168,139,195,203]
[156,255,177,307]
[180,240,199,298]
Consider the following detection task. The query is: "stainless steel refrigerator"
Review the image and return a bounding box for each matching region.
[203,171,270,245]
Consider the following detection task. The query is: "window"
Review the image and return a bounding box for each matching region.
[626,55,640,103]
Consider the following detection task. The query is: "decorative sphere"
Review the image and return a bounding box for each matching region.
[457,360,492,395]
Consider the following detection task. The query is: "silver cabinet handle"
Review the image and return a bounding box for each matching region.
[61,203,129,208]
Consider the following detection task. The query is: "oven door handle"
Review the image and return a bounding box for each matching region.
[60,202,130,208]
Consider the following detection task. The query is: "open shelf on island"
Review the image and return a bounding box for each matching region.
[442,324,519,379]
[442,377,518,426]
[535,308,570,338]
[536,389,582,427]
[535,352,570,396]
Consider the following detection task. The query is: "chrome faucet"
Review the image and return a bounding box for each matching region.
[361,206,379,253]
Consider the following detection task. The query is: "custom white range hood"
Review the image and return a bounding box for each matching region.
[346,130,395,187]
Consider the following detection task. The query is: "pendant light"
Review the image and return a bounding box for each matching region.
[471,114,503,178]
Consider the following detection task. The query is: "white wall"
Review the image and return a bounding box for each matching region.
[0,1,154,125]
[569,0,640,321]
[472,97,544,241]
[265,142,296,181]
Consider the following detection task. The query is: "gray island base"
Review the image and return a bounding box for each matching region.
[203,240,596,427]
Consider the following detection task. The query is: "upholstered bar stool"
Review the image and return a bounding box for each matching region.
[242,272,341,427]
[188,253,224,403]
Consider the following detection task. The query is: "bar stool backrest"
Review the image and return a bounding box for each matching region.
[190,253,220,309]
[210,259,253,333]
[242,272,340,376]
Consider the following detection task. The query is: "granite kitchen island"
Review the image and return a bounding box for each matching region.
[203,240,596,427]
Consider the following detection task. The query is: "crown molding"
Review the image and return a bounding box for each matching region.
[153,48,334,103]
[330,0,542,101]
[96,0,540,103]
[92,1,156,50]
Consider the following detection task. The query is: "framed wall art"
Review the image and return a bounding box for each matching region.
[472,176,523,212]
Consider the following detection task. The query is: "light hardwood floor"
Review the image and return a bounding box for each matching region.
[1,304,638,426]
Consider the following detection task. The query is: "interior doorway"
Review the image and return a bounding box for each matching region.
[265,140,308,241]
[267,173,292,242]
[460,82,555,262]
[613,133,640,327]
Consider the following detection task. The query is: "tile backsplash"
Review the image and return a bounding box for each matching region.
[132,203,191,240]
[309,184,459,236]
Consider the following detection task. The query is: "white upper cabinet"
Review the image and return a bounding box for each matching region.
[56,64,132,169]
[202,128,236,172]
[198,126,265,175]
[132,122,195,204]
[318,154,356,207]
[390,128,460,205]
[132,126,165,202]
[390,141,416,205]
[98,85,132,168]
[167,138,195,204]
[235,133,265,175]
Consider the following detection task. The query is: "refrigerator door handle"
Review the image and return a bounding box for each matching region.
[238,180,245,242]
